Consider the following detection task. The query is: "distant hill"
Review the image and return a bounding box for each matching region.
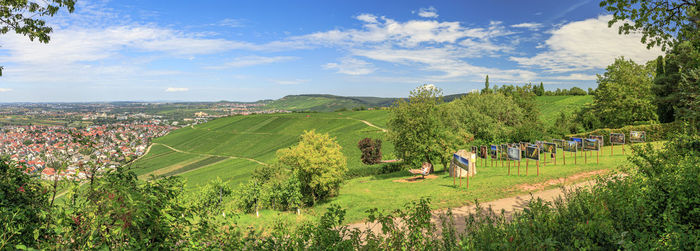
[264,93,470,112]
[262,94,593,122]
[263,94,396,112]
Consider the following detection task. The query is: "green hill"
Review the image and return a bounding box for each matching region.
[264,94,397,112]
[131,110,392,190]
[535,95,593,126]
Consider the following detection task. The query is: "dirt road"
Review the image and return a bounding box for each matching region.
[347,175,600,234]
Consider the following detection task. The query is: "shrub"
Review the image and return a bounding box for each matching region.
[236,164,302,213]
[0,159,50,249]
[276,130,346,205]
[358,137,382,165]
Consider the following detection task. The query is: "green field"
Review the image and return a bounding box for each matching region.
[236,143,651,228]
[131,96,620,228]
[132,111,392,190]
[265,94,397,112]
[535,95,593,126]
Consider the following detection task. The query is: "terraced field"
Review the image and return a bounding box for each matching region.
[131,111,392,190]
[535,95,593,126]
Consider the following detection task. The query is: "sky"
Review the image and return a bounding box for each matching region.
[0,0,663,102]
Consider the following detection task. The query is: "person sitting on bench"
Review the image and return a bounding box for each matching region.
[409,162,432,178]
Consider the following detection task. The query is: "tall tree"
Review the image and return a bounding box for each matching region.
[388,85,454,170]
[481,75,491,94]
[602,0,699,125]
[593,57,658,128]
[0,0,76,76]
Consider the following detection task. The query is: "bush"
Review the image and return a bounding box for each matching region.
[235,164,302,213]
[358,138,382,165]
[0,159,50,248]
[276,130,346,205]
[344,161,406,179]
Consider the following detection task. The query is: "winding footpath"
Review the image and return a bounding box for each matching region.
[347,175,601,234]
[347,118,388,133]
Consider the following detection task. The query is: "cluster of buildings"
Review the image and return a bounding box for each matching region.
[0,121,175,180]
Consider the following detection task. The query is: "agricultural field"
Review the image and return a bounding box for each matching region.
[535,95,593,126]
[131,110,393,190]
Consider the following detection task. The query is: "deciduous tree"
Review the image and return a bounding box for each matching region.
[277,130,346,205]
[388,85,456,170]
[0,0,76,76]
[592,57,658,127]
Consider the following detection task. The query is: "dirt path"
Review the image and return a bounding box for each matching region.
[347,118,387,133]
[348,173,602,234]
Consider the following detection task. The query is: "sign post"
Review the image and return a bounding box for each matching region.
[525,145,540,176]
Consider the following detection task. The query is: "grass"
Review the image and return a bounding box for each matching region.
[131,110,392,190]
[234,142,661,229]
[535,95,593,126]
[159,156,228,177]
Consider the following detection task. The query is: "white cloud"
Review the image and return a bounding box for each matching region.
[165,87,189,92]
[206,56,297,69]
[511,22,542,30]
[356,14,378,23]
[510,15,662,73]
[547,73,597,81]
[217,18,244,28]
[289,14,519,80]
[323,57,376,75]
[274,79,309,85]
[0,88,12,92]
[417,7,439,18]
[295,15,506,48]
[417,84,437,91]
[0,26,252,65]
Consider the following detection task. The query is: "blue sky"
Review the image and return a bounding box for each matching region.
[0,0,662,102]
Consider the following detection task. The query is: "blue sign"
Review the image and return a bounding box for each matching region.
[453,154,469,168]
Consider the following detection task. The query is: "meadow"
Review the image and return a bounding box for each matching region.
[535,95,593,126]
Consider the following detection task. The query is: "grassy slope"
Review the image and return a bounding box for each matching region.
[132,111,392,190]
[535,95,593,126]
[265,95,366,112]
[238,143,658,228]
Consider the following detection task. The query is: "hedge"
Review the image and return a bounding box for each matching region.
[566,122,682,146]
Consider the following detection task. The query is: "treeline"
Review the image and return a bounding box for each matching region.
[483,77,592,96]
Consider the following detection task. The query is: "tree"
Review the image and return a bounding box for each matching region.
[481,75,491,94]
[568,87,588,96]
[446,93,525,143]
[0,0,76,76]
[600,0,699,51]
[277,130,346,205]
[592,57,658,128]
[388,85,454,170]
[654,42,700,123]
[533,82,545,96]
[357,138,382,165]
